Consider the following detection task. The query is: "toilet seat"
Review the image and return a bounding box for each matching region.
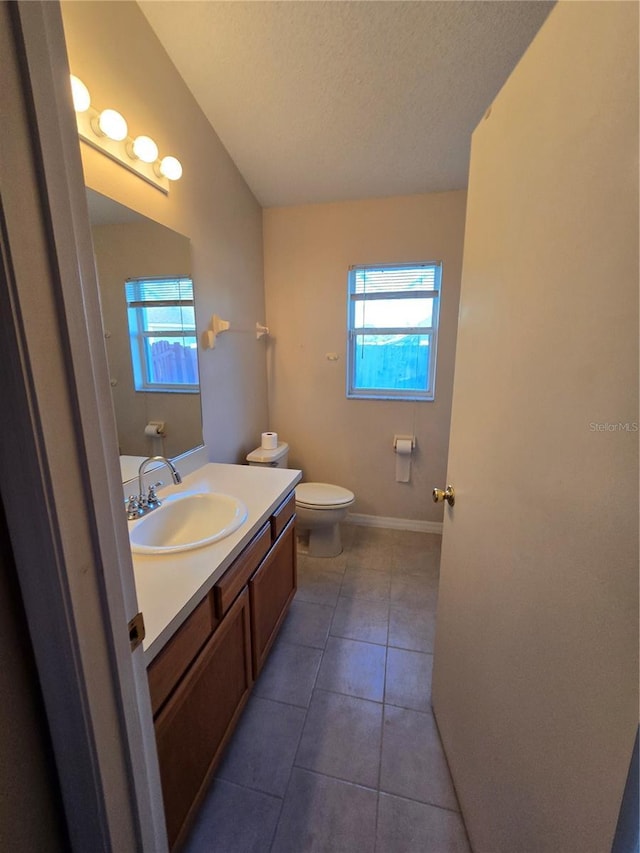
[295,482,355,510]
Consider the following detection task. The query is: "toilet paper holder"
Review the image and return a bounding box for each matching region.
[393,435,416,450]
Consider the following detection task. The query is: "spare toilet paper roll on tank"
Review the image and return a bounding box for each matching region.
[395,438,414,483]
[261,432,278,450]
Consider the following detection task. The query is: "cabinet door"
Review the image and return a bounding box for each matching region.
[147,596,215,717]
[249,516,297,677]
[154,588,252,849]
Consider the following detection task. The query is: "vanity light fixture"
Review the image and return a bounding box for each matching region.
[93,108,128,142]
[130,135,159,164]
[70,74,182,195]
[156,155,183,182]
[70,75,91,112]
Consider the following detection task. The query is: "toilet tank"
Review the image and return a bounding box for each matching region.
[246,442,289,468]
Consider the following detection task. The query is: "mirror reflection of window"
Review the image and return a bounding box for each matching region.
[86,187,203,476]
[125,277,198,392]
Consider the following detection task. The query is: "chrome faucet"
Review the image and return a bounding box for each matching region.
[126,456,182,520]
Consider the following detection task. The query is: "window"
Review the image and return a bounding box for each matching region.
[347,262,441,400]
[125,277,199,392]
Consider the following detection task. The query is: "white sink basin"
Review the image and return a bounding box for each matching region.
[129,492,248,554]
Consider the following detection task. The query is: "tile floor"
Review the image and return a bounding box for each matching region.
[184,525,470,853]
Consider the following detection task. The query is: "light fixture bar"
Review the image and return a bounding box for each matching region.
[70,76,183,195]
[76,107,170,194]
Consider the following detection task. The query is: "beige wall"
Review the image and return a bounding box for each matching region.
[61,1,268,463]
[92,221,201,460]
[263,191,466,522]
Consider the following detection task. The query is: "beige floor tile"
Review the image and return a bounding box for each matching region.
[385,647,433,712]
[295,689,383,788]
[330,595,389,645]
[316,636,386,701]
[271,768,377,853]
[376,793,470,853]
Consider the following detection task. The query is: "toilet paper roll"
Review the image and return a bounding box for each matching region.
[395,438,413,483]
[261,431,278,450]
[145,422,165,437]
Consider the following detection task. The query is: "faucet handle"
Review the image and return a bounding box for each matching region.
[147,481,163,506]
[126,495,143,520]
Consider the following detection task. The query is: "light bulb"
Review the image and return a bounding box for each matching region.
[131,135,159,163]
[97,109,128,141]
[70,75,91,112]
[159,155,183,181]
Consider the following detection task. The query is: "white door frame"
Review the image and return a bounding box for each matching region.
[0,2,166,849]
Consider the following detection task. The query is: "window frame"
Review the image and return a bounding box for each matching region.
[125,276,199,394]
[346,262,442,401]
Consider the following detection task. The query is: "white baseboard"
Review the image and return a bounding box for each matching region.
[347,512,443,535]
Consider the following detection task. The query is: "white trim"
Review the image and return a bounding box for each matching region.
[347,512,443,534]
[3,4,167,849]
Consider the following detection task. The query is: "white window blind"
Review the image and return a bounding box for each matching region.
[347,262,442,401]
[125,276,199,392]
[125,277,194,307]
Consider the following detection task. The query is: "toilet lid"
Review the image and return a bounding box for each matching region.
[296,482,355,509]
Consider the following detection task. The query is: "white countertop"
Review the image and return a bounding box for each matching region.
[131,462,301,664]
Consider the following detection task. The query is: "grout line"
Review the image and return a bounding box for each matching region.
[248,692,312,712]
[373,599,390,850]
[324,632,392,651]
[212,776,283,803]
[289,763,382,795]
[376,786,462,815]
[213,770,287,802]
[307,684,384,705]
[328,629,388,647]
[259,633,328,657]
[268,582,338,853]
[387,642,435,653]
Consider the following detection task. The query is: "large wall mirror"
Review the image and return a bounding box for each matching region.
[87,188,204,482]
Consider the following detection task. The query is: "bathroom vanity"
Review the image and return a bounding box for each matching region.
[130,463,301,848]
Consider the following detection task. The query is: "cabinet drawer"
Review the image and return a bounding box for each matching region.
[213,522,271,618]
[271,490,296,540]
[147,596,215,717]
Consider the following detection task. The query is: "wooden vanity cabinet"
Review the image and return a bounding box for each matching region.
[270,489,296,539]
[148,489,297,849]
[147,597,217,717]
[250,515,297,677]
[213,522,271,618]
[155,589,252,849]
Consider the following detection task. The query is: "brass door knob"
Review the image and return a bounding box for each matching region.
[432,485,455,506]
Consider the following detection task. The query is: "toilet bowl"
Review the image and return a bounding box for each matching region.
[246,442,354,557]
[295,482,355,558]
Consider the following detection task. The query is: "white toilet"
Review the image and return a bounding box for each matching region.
[295,482,355,557]
[246,442,355,557]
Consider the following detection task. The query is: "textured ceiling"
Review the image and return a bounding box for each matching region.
[138,1,553,207]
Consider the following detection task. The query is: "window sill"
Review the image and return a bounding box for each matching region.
[346,392,434,402]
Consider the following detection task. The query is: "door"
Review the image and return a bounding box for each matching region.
[431,4,638,853]
[1,2,167,849]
